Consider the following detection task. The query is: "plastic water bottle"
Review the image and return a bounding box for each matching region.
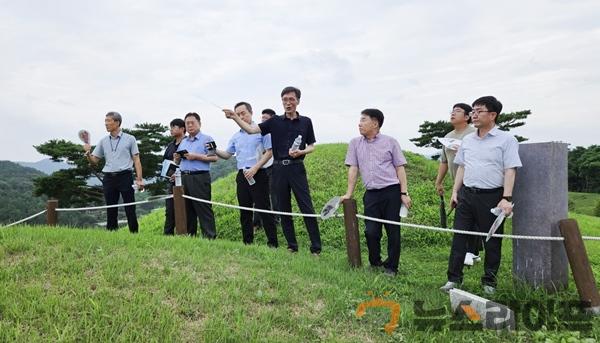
[174,169,182,186]
[132,183,145,193]
[245,167,255,186]
[290,135,302,151]
[399,204,408,218]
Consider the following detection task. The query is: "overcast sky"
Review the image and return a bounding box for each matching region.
[1,0,599,162]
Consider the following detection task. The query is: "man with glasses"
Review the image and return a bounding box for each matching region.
[175,112,218,239]
[434,103,481,265]
[215,102,278,247]
[440,96,522,295]
[224,87,322,255]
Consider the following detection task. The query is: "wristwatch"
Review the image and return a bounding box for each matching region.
[502,196,512,202]
[400,192,409,196]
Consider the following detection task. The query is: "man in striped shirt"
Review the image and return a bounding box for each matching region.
[341,109,412,276]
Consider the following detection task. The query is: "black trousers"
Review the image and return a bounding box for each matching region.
[102,171,138,232]
[164,182,175,235]
[182,173,217,239]
[253,167,279,226]
[447,187,504,287]
[236,169,278,247]
[272,163,321,253]
[363,184,402,272]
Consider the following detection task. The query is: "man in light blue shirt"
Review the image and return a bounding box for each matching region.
[175,112,218,238]
[440,96,522,295]
[84,111,143,233]
[216,102,278,247]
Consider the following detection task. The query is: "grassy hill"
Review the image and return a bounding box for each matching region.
[141,143,453,250]
[570,192,600,217]
[2,144,600,341]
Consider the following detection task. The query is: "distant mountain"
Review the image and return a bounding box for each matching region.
[17,158,72,175]
[0,161,47,225]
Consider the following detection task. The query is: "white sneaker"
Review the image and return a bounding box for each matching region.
[440,281,461,293]
[464,253,474,266]
[472,254,481,263]
[483,285,496,295]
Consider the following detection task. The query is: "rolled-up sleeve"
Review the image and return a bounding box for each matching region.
[391,139,407,167]
[345,139,358,167]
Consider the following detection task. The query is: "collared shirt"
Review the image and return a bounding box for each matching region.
[226,124,272,170]
[440,126,477,179]
[258,112,316,160]
[92,131,139,173]
[345,133,407,190]
[454,126,522,189]
[177,132,214,172]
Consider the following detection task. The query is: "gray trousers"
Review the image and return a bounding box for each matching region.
[182,173,216,239]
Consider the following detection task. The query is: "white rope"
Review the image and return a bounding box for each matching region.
[355,214,566,241]
[56,195,173,212]
[582,236,600,241]
[1,210,47,228]
[182,194,323,218]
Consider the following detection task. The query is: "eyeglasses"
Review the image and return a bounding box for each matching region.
[469,110,491,115]
[450,109,465,114]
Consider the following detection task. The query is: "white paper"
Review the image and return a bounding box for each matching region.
[436,137,463,151]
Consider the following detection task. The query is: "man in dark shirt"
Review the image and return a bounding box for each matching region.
[163,118,185,235]
[224,86,322,255]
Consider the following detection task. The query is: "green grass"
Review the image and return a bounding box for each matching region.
[1,224,600,342]
[570,192,600,216]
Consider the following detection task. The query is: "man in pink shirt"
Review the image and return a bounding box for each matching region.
[341,109,412,276]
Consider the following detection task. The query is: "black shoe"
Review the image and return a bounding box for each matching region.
[287,247,298,253]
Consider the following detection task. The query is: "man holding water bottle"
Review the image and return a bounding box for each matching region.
[340,109,412,276]
[83,111,143,233]
[215,102,278,247]
[223,86,322,255]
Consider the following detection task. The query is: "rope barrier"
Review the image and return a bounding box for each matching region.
[182,194,324,218]
[56,195,173,212]
[355,214,569,241]
[5,193,599,242]
[0,210,47,228]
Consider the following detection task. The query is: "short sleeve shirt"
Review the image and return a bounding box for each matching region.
[258,113,316,160]
[177,133,214,172]
[92,131,139,173]
[345,133,407,190]
[440,126,477,179]
[226,125,273,170]
[454,126,522,189]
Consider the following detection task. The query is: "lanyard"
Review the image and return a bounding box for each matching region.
[110,135,122,152]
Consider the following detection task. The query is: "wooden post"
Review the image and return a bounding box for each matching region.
[559,219,600,315]
[173,186,187,235]
[342,199,362,268]
[46,199,58,226]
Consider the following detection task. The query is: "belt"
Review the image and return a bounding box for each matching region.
[181,170,209,175]
[463,186,503,194]
[103,170,132,177]
[273,159,303,166]
[366,184,400,192]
